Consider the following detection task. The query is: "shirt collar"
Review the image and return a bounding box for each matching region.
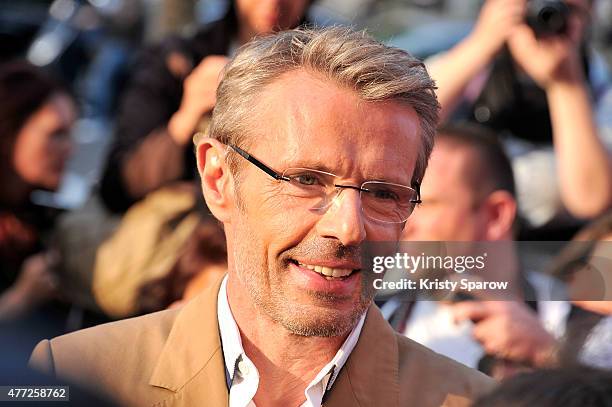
[217,275,245,384]
[305,310,365,405]
[217,275,366,406]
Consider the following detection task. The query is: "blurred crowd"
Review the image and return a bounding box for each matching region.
[1,0,611,405]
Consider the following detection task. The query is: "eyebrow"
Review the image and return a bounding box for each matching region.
[283,160,412,186]
[287,162,337,174]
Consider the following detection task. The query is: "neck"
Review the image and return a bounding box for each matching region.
[226,273,349,406]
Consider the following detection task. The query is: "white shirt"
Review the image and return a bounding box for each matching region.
[217,276,366,407]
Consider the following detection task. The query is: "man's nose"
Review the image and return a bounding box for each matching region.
[315,189,366,247]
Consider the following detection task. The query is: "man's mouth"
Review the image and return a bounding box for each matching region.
[289,260,359,280]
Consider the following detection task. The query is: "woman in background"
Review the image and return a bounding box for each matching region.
[0,61,76,321]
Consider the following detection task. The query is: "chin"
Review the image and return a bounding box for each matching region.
[272,299,369,338]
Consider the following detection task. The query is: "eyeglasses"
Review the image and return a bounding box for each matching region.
[228,144,421,224]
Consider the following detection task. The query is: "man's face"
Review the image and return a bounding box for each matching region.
[402,140,487,242]
[226,69,421,336]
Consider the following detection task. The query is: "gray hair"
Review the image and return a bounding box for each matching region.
[207,26,439,185]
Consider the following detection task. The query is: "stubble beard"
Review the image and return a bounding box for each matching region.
[232,218,376,338]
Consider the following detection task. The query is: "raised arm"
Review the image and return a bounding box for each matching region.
[429,0,526,122]
[508,24,612,218]
[100,45,227,212]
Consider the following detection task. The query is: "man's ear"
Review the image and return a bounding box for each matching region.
[196,137,234,223]
[482,190,517,241]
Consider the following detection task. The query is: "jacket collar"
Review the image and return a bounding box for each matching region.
[325,305,400,407]
[149,275,228,404]
[149,276,399,406]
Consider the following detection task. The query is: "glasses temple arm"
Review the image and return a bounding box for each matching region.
[229,144,288,181]
[411,181,422,204]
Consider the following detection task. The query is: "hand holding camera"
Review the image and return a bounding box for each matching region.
[526,0,571,37]
[469,0,527,58]
[510,0,590,89]
[469,0,589,89]
[507,23,584,89]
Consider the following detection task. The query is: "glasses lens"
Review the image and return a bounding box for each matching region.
[281,168,335,208]
[361,181,418,223]
[280,169,418,222]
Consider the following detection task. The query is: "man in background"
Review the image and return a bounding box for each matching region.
[429,0,612,224]
[388,123,567,379]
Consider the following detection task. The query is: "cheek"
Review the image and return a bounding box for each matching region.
[239,185,312,256]
[366,220,403,242]
[265,206,316,258]
[12,131,48,180]
[449,209,479,234]
[429,207,474,238]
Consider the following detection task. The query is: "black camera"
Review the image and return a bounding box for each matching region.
[526,0,570,36]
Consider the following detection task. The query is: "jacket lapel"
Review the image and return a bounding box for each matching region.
[148,283,400,406]
[149,276,228,406]
[325,305,400,407]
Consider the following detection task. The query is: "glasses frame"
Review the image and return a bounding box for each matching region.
[228,144,421,224]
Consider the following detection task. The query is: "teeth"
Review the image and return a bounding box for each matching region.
[332,268,351,278]
[321,267,333,276]
[298,262,354,278]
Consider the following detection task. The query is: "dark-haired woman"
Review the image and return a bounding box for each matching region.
[0,61,76,321]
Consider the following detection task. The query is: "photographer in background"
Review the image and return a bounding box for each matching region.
[429,0,612,227]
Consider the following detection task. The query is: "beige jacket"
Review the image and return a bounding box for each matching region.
[30,277,494,407]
